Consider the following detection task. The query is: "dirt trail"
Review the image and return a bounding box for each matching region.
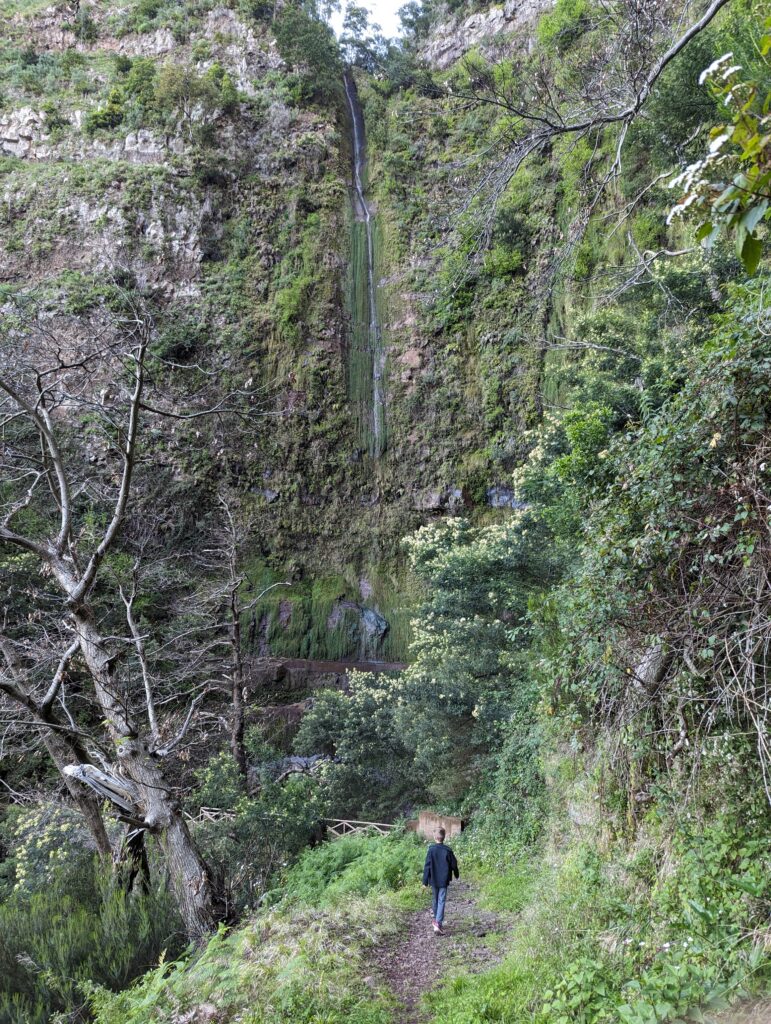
[369,885,771,1024]
[369,881,507,1024]
[706,1001,771,1023]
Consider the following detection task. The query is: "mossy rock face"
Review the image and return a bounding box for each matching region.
[0,0,721,665]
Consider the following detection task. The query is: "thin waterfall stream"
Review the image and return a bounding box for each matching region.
[344,70,385,456]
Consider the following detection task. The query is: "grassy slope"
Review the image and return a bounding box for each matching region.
[90,749,771,1024]
[89,834,425,1024]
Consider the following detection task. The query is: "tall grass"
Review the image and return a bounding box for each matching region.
[0,859,184,1024]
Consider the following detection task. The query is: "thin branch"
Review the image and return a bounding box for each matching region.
[120,574,159,740]
[71,322,150,605]
[547,338,642,361]
[154,689,209,757]
[0,373,72,555]
[40,639,80,712]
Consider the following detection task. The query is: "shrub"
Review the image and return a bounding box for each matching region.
[0,859,183,1024]
[537,0,590,50]
[88,897,399,1024]
[42,100,69,134]
[84,87,125,134]
[70,7,98,42]
[123,56,157,106]
[280,832,424,908]
[193,752,329,914]
[273,6,342,106]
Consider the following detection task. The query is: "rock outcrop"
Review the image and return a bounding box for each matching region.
[420,0,555,68]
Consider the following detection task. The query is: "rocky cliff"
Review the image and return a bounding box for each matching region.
[1,0,565,662]
[2,0,708,664]
[420,0,553,68]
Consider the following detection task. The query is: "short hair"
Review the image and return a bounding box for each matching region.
[435,827,446,840]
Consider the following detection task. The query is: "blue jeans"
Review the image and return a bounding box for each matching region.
[431,885,447,924]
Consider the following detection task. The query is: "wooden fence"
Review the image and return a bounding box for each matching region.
[324,818,395,839]
[185,806,236,825]
[185,811,394,837]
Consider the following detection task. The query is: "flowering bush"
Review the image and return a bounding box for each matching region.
[668,22,771,274]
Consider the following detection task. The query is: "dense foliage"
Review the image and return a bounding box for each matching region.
[0,807,183,1024]
[0,0,770,1021]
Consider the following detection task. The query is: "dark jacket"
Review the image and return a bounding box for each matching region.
[422,842,459,888]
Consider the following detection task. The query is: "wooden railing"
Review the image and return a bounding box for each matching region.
[324,818,395,839]
[185,806,236,825]
[185,811,394,838]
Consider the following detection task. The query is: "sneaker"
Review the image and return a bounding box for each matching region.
[432,921,441,933]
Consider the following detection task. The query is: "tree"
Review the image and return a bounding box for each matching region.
[397,1,431,41]
[0,631,112,857]
[273,2,343,105]
[154,62,227,142]
[339,3,388,73]
[541,283,771,804]
[446,0,733,243]
[183,492,290,780]
[0,291,227,939]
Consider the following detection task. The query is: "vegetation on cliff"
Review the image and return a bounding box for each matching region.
[0,0,769,1021]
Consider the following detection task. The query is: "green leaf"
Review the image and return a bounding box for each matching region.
[740,233,763,275]
[741,200,769,234]
[696,221,715,242]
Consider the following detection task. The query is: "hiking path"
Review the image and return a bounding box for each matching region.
[368,880,510,1024]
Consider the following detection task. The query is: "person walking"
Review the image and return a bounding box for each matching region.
[422,827,459,934]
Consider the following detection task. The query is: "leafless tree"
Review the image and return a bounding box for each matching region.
[185,492,290,779]
[0,290,257,938]
[0,633,112,856]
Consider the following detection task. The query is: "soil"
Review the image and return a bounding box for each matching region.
[706,1001,771,1024]
[368,881,508,1024]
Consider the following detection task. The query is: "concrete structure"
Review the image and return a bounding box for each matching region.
[408,810,464,840]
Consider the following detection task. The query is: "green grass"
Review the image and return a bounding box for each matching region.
[89,898,400,1024]
[89,834,427,1024]
[81,767,771,1024]
[422,785,771,1024]
[279,832,425,910]
[0,0,52,18]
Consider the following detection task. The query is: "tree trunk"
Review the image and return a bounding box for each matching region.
[66,598,222,939]
[229,584,247,778]
[231,674,247,778]
[161,814,223,935]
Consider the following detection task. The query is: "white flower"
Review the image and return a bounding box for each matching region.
[698,52,733,85]
[709,132,732,153]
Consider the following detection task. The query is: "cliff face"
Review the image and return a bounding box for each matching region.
[0,0,559,662]
[0,0,714,663]
[419,0,553,68]
[0,2,378,659]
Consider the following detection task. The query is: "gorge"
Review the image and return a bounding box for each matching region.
[0,0,769,1022]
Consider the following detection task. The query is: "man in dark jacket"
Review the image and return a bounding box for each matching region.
[422,827,459,934]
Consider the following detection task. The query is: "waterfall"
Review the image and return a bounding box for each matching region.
[344,71,385,457]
